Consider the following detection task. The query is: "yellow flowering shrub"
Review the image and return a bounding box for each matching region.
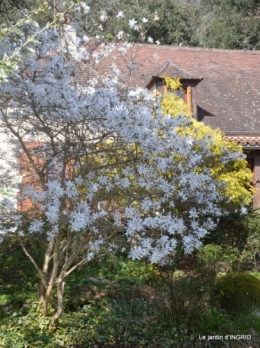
[161,77,253,206]
[161,77,191,116]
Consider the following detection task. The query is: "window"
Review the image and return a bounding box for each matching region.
[166,85,192,115]
[171,89,185,100]
[146,77,200,118]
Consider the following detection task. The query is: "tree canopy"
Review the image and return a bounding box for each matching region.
[2,0,260,49]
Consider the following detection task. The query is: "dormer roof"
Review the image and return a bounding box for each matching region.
[145,60,203,89]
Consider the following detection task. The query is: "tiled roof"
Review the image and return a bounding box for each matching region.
[80,44,260,134]
[224,135,260,147]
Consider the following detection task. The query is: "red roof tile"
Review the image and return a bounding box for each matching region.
[224,135,260,147]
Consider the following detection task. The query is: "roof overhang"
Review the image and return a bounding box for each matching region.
[224,134,260,148]
[146,75,203,89]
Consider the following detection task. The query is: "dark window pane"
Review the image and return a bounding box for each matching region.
[168,89,185,100]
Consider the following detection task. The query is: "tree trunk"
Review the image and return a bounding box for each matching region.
[40,275,57,317]
[38,279,46,304]
[42,292,51,317]
[39,239,55,305]
[49,277,65,330]
[40,237,60,317]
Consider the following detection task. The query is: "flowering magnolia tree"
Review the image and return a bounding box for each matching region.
[0,1,249,328]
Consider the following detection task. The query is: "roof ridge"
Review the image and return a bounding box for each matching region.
[138,44,260,54]
[156,60,194,78]
[167,60,193,77]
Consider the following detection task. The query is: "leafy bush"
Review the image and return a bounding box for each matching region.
[240,213,260,268]
[197,244,240,273]
[161,270,213,332]
[214,273,260,313]
[0,238,45,285]
[203,211,250,250]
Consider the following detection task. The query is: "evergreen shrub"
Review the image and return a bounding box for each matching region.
[214,273,260,313]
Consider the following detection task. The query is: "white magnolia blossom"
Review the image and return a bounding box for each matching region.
[28,219,45,233]
[81,3,90,14]
[129,18,137,28]
[100,11,108,22]
[240,206,248,215]
[116,11,124,19]
[0,21,247,266]
[154,12,160,21]
[140,32,145,41]
[116,31,124,40]
[189,208,199,219]
[82,35,89,43]
[75,3,90,14]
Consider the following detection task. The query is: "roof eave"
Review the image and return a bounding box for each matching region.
[145,75,203,89]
